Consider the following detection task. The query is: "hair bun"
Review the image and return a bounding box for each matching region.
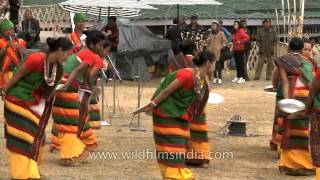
[192,55,201,66]
[83,30,91,36]
[46,37,55,47]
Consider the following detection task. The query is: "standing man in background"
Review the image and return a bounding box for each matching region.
[102,16,119,80]
[21,10,40,48]
[165,16,186,55]
[255,18,277,81]
[240,19,252,81]
[218,18,233,72]
[184,15,203,34]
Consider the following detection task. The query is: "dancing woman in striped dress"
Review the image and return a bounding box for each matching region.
[135,50,216,180]
[2,37,72,180]
[52,30,108,166]
[276,38,315,176]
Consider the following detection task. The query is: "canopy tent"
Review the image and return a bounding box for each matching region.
[91,19,172,81]
[140,0,222,17]
[59,0,156,18]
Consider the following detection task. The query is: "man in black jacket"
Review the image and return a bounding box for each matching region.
[21,10,40,48]
[165,17,186,55]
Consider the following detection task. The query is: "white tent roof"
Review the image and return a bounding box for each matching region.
[139,0,222,5]
[60,0,156,18]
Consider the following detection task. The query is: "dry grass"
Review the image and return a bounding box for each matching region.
[0,70,315,180]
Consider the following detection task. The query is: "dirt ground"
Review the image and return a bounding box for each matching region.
[0,70,315,180]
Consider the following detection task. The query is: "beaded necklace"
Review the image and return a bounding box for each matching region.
[43,55,57,87]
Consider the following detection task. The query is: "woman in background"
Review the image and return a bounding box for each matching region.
[231,20,250,84]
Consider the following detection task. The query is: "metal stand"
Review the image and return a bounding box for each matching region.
[100,53,122,126]
[108,54,122,119]
[130,55,146,131]
[130,75,146,131]
[100,71,111,126]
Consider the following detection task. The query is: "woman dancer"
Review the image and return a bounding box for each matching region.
[135,50,216,180]
[2,37,72,179]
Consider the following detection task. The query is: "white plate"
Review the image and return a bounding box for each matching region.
[264,85,274,89]
[55,84,64,90]
[267,92,276,95]
[264,85,276,92]
[208,92,224,104]
[278,99,306,114]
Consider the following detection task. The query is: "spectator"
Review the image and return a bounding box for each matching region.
[207,20,227,85]
[102,16,119,53]
[102,16,119,80]
[184,15,203,34]
[218,18,232,43]
[21,10,40,49]
[240,19,251,81]
[168,39,195,72]
[254,18,277,81]
[218,18,234,71]
[232,20,250,84]
[165,16,186,55]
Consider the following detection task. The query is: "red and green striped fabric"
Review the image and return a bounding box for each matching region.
[88,98,101,129]
[51,89,96,148]
[190,113,208,143]
[281,57,314,150]
[271,87,284,148]
[152,69,197,168]
[5,52,61,160]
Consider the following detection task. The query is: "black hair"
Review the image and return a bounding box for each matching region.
[102,39,111,48]
[191,15,198,19]
[240,19,247,24]
[46,37,73,52]
[192,50,216,66]
[108,16,117,22]
[84,30,106,47]
[289,37,304,52]
[233,20,244,33]
[303,39,314,48]
[303,38,311,44]
[173,18,179,24]
[217,17,223,25]
[180,39,196,55]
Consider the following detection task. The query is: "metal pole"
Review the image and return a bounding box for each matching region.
[100,69,111,126]
[130,55,145,131]
[99,7,102,22]
[110,54,120,118]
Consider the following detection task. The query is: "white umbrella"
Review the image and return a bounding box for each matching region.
[60,0,156,18]
[140,0,222,18]
[140,0,222,5]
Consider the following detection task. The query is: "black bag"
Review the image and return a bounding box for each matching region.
[244,40,252,51]
[220,46,233,62]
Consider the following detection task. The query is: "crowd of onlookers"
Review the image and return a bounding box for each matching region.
[164,15,281,85]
